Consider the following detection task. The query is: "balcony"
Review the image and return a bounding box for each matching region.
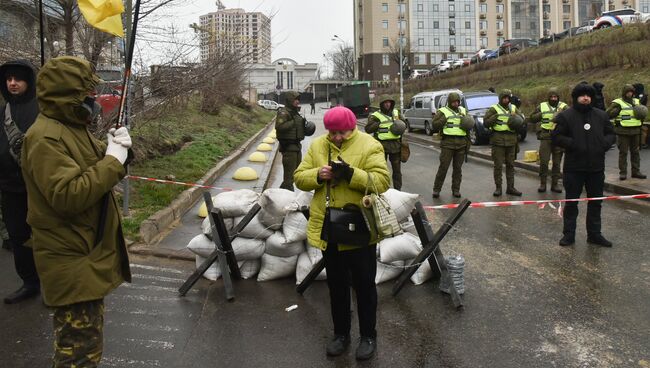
[480,13,487,19]
[543,11,550,19]
[562,0,569,3]
[449,27,456,35]
[496,14,503,19]
[543,0,549,3]
[449,12,456,18]
[450,45,456,52]
[563,14,571,19]
[497,30,504,36]
[496,0,503,2]
[480,30,487,35]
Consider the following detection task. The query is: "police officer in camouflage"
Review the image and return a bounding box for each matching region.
[606,84,647,180]
[276,91,312,191]
[530,88,568,193]
[365,96,406,190]
[431,92,472,198]
[484,89,525,196]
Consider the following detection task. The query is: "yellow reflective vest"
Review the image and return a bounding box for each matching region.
[540,101,567,130]
[613,98,641,127]
[491,103,516,132]
[371,109,401,141]
[440,106,467,136]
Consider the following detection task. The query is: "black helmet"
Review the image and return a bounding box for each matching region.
[633,105,648,121]
[460,115,475,131]
[507,114,524,129]
[390,119,407,135]
[304,120,316,136]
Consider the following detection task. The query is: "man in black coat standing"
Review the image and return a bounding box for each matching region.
[552,83,616,247]
[0,60,41,303]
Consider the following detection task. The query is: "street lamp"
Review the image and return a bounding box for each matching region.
[398,10,404,112]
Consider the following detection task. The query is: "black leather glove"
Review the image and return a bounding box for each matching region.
[331,155,354,182]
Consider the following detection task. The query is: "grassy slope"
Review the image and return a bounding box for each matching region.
[120,101,274,239]
[380,23,650,114]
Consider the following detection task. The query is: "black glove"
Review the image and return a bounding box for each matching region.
[330,155,354,182]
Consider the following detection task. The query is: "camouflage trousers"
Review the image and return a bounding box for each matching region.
[52,299,104,368]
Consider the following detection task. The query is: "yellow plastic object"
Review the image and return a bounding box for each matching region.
[248,152,268,162]
[269,130,277,138]
[198,202,208,218]
[233,167,259,181]
[263,137,275,144]
[523,150,539,163]
[257,143,273,151]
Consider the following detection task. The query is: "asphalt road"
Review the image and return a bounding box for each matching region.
[1,106,649,367]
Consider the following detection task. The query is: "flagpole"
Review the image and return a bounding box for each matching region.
[39,0,44,66]
[117,0,141,129]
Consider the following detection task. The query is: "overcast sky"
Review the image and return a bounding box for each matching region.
[147,0,354,66]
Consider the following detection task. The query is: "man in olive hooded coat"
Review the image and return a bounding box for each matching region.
[21,56,132,367]
[276,91,307,190]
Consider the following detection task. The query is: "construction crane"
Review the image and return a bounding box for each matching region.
[216,0,226,10]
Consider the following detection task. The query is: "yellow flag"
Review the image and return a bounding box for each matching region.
[78,0,125,37]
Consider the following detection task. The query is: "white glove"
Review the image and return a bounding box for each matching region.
[106,132,128,164]
[108,127,132,148]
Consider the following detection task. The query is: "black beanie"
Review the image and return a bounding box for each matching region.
[571,83,596,99]
[3,65,31,82]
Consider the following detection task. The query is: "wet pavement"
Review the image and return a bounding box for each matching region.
[1,103,649,367]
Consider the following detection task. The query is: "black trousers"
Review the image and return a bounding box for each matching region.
[322,244,377,338]
[562,171,604,237]
[1,191,39,289]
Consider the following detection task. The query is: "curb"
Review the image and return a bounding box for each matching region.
[403,132,647,196]
[137,119,276,245]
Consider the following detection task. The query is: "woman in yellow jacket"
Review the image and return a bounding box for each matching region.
[294,106,390,360]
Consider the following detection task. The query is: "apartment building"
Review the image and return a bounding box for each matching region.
[354,0,641,81]
[199,8,272,64]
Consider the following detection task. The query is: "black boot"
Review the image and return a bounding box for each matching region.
[506,187,522,196]
[1,238,13,251]
[355,337,377,360]
[538,180,547,193]
[632,172,647,179]
[493,187,502,196]
[432,190,440,199]
[4,286,40,304]
[326,335,350,356]
[559,234,575,246]
[452,191,461,198]
[587,234,613,247]
[551,180,563,193]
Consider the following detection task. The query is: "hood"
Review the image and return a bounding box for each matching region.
[498,89,512,107]
[37,56,100,126]
[622,84,635,99]
[633,83,645,96]
[284,91,300,111]
[547,87,560,106]
[447,92,461,108]
[593,82,605,91]
[378,95,395,114]
[0,59,37,103]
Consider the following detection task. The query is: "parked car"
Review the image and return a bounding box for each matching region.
[257,100,285,110]
[437,91,527,145]
[483,50,499,60]
[576,20,596,34]
[410,69,430,79]
[403,89,462,135]
[594,8,650,29]
[498,38,538,55]
[437,60,453,73]
[552,26,582,40]
[94,83,121,122]
[451,59,465,69]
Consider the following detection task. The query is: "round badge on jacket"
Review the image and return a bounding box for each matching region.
[584,123,591,131]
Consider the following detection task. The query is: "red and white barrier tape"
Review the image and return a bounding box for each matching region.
[126,175,650,210]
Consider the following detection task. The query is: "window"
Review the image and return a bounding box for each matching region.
[382,20,388,29]
[531,21,537,30]
[418,38,424,46]
[382,54,390,66]
[513,4,521,12]
[382,3,388,12]
[480,3,487,13]
[515,21,521,29]
[382,74,390,81]
[449,4,455,12]
[383,37,389,47]
[480,20,488,30]
[399,20,407,30]
[563,21,571,29]
[496,4,504,13]
[465,21,471,29]
[276,71,283,89]
[530,4,538,12]
[543,20,551,30]
[465,4,471,12]
[449,21,456,29]
[423,97,432,109]
[431,53,439,64]
[497,20,504,30]
[433,4,439,11]
[417,3,423,12]
[398,3,406,14]
[480,37,488,48]
[563,4,570,13]
[543,4,551,13]
[433,21,440,29]
[465,38,472,46]
[415,53,427,65]
[497,37,504,46]
[450,38,456,45]
[434,38,440,46]
[418,21,424,29]
[287,71,293,89]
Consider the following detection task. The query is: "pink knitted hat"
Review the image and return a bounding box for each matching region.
[323,106,357,131]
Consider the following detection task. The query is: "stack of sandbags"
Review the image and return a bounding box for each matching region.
[186,234,263,281]
[375,232,423,284]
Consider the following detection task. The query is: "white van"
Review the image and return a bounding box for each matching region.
[403,89,461,135]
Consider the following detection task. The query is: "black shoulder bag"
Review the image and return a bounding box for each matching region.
[319,147,370,247]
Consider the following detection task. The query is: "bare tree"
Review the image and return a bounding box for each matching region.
[325,42,355,81]
[389,37,411,79]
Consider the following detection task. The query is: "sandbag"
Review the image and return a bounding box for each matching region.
[410,260,433,285]
[258,188,297,229]
[233,214,274,239]
[285,190,314,212]
[186,234,215,258]
[265,231,305,257]
[201,216,234,239]
[231,237,265,260]
[295,252,327,284]
[378,232,422,263]
[198,189,259,219]
[257,253,299,281]
[238,259,261,279]
[195,255,221,281]
[306,245,323,264]
[382,189,419,222]
[283,211,308,242]
[375,260,404,284]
